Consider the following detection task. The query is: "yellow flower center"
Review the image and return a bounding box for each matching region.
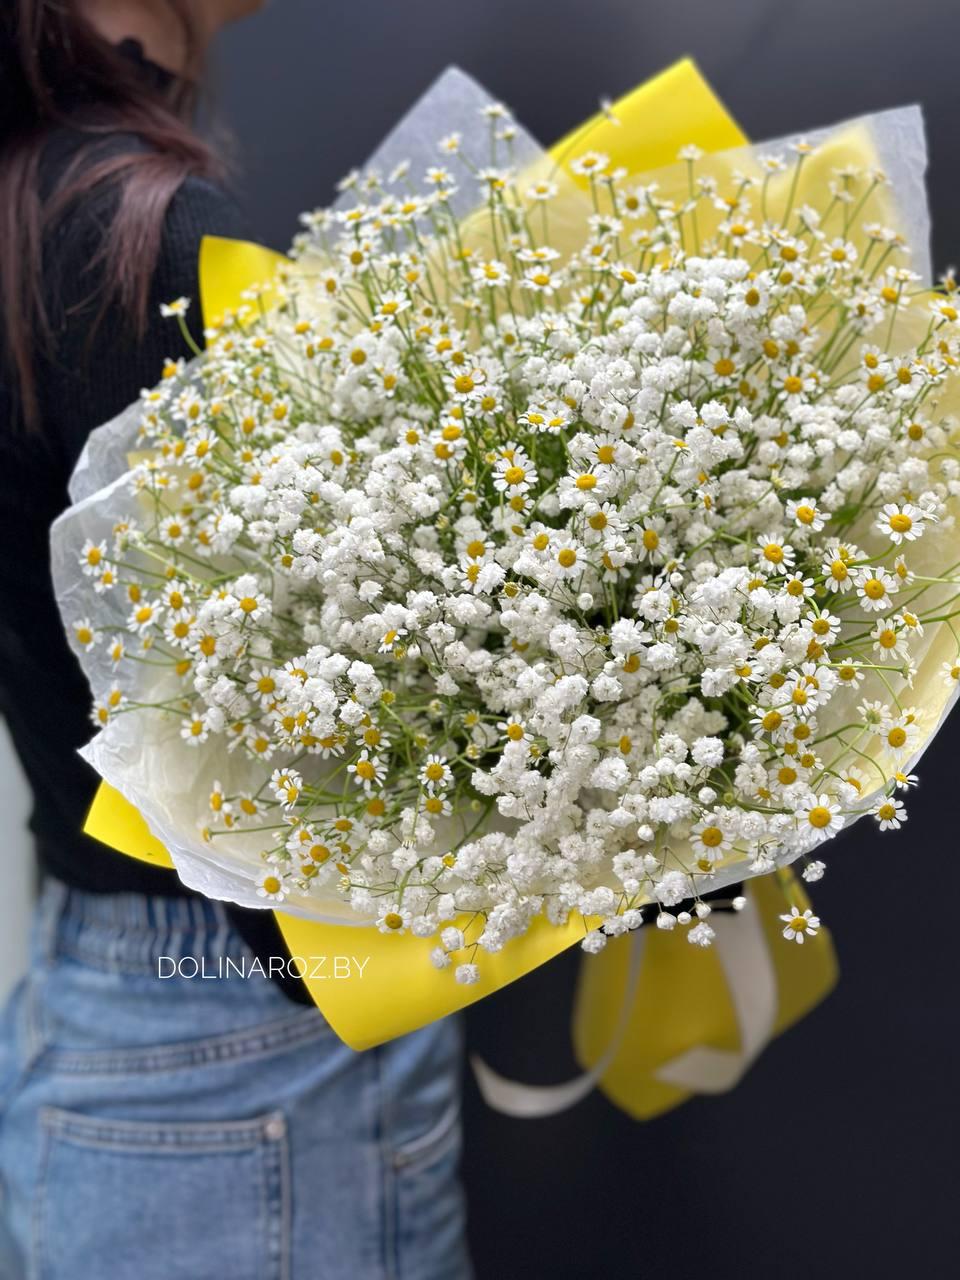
[807,806,832,829]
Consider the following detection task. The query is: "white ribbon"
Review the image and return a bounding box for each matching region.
[470,899,778,1117]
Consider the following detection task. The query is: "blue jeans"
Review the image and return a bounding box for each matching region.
[0,880,471,1280]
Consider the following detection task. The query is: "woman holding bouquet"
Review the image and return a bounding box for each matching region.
[0,3,470,1276]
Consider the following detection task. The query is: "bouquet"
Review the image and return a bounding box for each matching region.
[53,65,960,1000]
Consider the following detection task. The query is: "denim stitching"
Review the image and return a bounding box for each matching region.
[41,1008,330,1077]
[374,1044,398,1280]
[390,1097,461,1170]
[261,1114,291,1280]
[29,1102,64,1280]
[40,1105,287,1152]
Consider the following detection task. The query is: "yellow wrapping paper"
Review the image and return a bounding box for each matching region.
[82,60,839,1113]
[572,873,836,1120]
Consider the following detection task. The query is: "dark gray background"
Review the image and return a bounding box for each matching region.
[213,4,960,1276]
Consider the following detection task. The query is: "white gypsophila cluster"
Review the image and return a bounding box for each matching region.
[67,106,960,970]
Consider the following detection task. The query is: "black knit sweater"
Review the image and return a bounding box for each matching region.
[0,48,308,1003]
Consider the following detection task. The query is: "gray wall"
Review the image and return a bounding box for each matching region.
[217,0,959,276]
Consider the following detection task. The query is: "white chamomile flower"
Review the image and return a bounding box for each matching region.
[348,751,387,790]
[780,906,821,944]
[256,870,288,903]
[180,713,211,745]
[377,905,413,935]
[378,627,407,654]
[420,754,451,792]
[854,567,897,612]
[72,618,100,651]
[879,713,919,756]
[79,540,107,576]
[822,543,861,593]
[786,497,828,532]
[799,794,843,841]
[472,260,511,288]
[691,818,731,863]
[493,448,538,493]
[873,796,906,830]
[160,296,191,318]
[875,502,927,545]
[570,151,609,178]
[270,768,303,807]
[756,534,795,575]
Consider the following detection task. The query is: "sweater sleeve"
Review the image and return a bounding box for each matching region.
[38,162,249,478]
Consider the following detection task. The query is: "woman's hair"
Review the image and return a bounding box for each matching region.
[0,1,221,427]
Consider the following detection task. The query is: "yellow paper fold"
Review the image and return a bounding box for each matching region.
[86,781,174,869]
[552,57,745,177]
[198,235,286,329]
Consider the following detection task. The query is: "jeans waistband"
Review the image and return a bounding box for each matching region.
[35,877,255,975]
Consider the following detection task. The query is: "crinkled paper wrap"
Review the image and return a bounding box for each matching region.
[52,67,956,930]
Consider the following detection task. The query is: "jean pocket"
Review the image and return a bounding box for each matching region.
[33,1106,290,1280]
[390,1100,471,1280]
